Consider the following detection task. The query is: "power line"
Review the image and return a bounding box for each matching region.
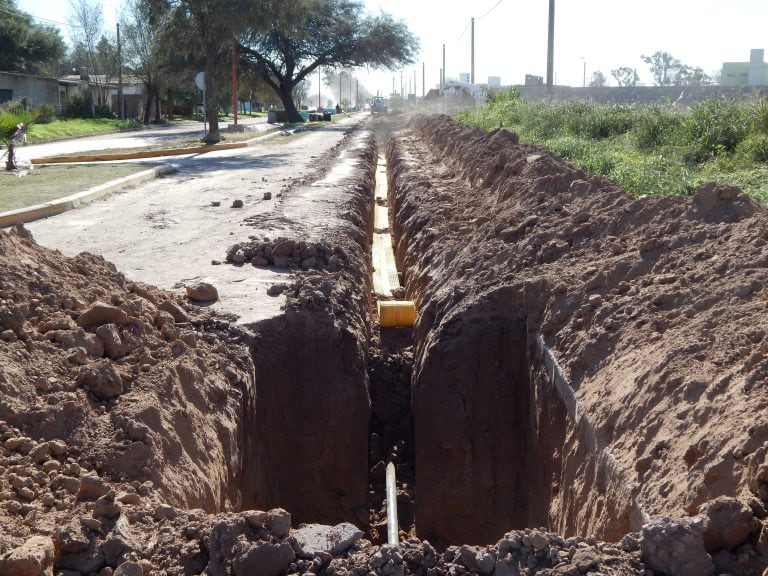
[0,3,80,28]
[478,0,504,19]
[452,19,471,43]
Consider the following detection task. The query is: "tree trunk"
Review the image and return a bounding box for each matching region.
[4,141,16,171]
[143,91,152,124]
[278,81,303,123]
[153,87,161,123]
[204,53,220,144]
[167,88,174,120]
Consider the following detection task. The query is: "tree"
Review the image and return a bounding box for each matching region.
[611,67,638,87]
[0,0,66,75]
[237,0,419,122]
[121,0,164,122]
[642,51,678,86]
[69,0,109,108]
[678,66,713,86]
[147,0,247,142]
[587,71,607,88]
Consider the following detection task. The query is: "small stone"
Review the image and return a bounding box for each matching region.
[117,492,141,506]
[48,439,67,456]
[1,329,17,342]
[28,442,49,463]
[154,504,178,521]
[18,486,35,501]
[3,535,55,576]
[231,199,244,208]
[76,302,130,330]
[80,517,102,532]
[93,494,121,519]
[263,191,272,200]
[78,475,111,501]
[186,282,218,302]
[158,300,190,323]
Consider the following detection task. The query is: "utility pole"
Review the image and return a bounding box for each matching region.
[116,23,124,119]
[442,44,446,87]
[422,62,425,98]
[546,0,555,91]
[231,36,238,125]
[318,68,321,110]
[471,17,475,84]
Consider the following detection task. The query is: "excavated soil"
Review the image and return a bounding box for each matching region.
[0,114,767,576]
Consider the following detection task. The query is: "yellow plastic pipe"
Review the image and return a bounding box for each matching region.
[378,300,416,328]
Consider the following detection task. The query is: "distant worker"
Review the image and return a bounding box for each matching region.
[11,123,27,145]
[335,103,342,114]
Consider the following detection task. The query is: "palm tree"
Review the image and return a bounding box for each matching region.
[0,108,36,170]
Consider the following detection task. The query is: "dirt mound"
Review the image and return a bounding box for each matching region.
[388,115,768,571]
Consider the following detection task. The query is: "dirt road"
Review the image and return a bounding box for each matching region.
[27,116,363,325]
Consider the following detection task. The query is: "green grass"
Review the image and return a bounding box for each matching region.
[0,163,155,212]
[28,118,142,143]
[459,92,768,203]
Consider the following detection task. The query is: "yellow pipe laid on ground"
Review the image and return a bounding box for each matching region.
[373,154,416,328]
[31,142,248,164]
[378,300,416,328]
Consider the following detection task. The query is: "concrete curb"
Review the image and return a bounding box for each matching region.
[31,142,248,164]
[0,165,175,228]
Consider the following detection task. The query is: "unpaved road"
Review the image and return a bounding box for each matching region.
[27,115,364,324]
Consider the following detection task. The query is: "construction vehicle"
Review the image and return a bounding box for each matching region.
[371,96,388,115]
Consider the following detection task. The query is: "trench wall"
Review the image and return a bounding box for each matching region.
[386,121,639,544]
[239,130,377,526]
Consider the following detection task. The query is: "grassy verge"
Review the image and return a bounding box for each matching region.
[458,90,768,203]
[0,163,156,212]
[29,118,142,143]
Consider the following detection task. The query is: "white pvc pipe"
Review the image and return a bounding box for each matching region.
[386,462,399,545]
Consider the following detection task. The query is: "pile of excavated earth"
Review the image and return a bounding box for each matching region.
[0,113,767,576]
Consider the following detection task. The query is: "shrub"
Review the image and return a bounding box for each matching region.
[737,134,768,163]
[751,98,768,134]
[681,100,749,162]
[35,104,56,124]
[632,105,683,151]
[64,93,93,118]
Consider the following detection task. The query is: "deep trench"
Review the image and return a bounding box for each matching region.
[218,129,639,548]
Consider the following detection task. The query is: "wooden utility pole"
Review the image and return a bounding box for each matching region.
[231,36,238,125]
[116,23,124,119]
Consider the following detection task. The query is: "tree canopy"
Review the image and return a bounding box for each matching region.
[641,51,713,86]
[0,0,66,75]
[611,67,638,87]
[237,0,419,121]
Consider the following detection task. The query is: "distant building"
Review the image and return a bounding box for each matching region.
[459,72,470,83]
[722,49,768,86]
[488,76,501,88]
[525,74,544,86]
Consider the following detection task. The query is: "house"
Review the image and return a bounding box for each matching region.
[0,71,61,107]
[0,70,142,115]
[722,49,768,87]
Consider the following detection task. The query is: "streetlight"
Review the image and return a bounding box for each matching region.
[582,57,586,87]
